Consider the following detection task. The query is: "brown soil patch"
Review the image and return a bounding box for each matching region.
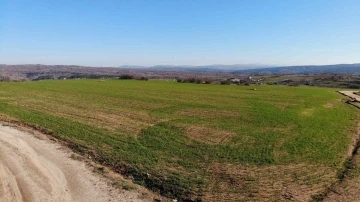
[274,103,292,110]
[301,108,315,116]
[323,160,360,202]
[347,122,360,157]
[324,154,360,202]
[204,163,337,202]
[323,122,360,202]
[176,108,239,118]
[9,99,154,135]
[186,126,234,144]
[263,124,297,133]
[324,102,335,108]
[86,111,152,134]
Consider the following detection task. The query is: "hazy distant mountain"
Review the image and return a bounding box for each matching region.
[144,64,272,72]
[119,63,360,74]
[233,63,360,74]
[0,63,359,81]
[0,64,236,81]
[118,65,148,69]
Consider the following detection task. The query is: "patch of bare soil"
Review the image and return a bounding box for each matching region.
[0,124,154,202]
[186,126,234,144]
[176,108,239,119]
[323,157,360,202]
[324,102,335,108]
[322,123,360,202]
[204,163,337,202]
[301,108,316,116]
[262,124,297,133]
[274,102,292,110]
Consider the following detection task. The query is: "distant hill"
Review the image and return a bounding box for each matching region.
[0,63,359,81]
[147,64,271,72]
[120,63,360,74]
[232,63,360,74]
[0,64,236,81]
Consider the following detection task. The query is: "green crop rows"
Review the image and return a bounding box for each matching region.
[0,79,357,200]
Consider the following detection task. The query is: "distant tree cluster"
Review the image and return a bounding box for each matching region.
[220,80,231,85]
[176,77,213,84]
[119,74,135,79]
[118,74,148,81]
[0,76,11,82]
[348,80,360,89]
[348,84,360,89]
[136,76,149,81]
[33,75,55,81]
[176,77,260,86]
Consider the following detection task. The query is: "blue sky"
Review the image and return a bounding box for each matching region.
[0,0,359,66]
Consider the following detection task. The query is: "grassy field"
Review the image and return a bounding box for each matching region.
[0,79,358,201]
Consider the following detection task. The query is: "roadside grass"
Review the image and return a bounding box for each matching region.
[0,79,357,201]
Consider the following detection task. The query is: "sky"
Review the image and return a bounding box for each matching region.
[0,0,359,67]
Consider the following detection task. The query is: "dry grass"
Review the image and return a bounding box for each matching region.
[9,99,155,135]
[301,108,316,116]
[262,125,297,133]
[274,102,293,110]
[323,122,360,202]
[324,155,360,202]
[205,163,337,202]
[324,102,335,108]
[186,125,234,144]
[175,108,239,119]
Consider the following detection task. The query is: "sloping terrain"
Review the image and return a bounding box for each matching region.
[0,80,357,201]
[1,63,360,82]
[0,64,235,81]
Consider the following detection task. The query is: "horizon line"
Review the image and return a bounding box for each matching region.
[0,62,359,69]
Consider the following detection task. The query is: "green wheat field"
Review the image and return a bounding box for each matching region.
[0,79,357,201]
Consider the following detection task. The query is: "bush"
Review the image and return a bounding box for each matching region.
[204,80,212,84]
[176,78,184,83]
[136,77,148,81]
[185,78,197,83]
[177,77,212,84]
[119,74,135,80]
[220,80,231,85]
[195,79,203,84]
[348,84,360,89]
[350,80,360,85]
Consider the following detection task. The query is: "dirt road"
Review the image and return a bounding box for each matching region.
[338,91,360,102]
[0,124,149,202]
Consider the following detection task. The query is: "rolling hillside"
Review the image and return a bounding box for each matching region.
[0,79,357,201]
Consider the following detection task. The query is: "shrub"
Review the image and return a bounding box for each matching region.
[348,84,360,89]
[177,77,211,84]
[204,80,212,84]
[195,79,203,84]
[176,78,184,83]
[119,74,135,80]
[137,76,149,81]
[220,80,231,85]
[185,78,197,83]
